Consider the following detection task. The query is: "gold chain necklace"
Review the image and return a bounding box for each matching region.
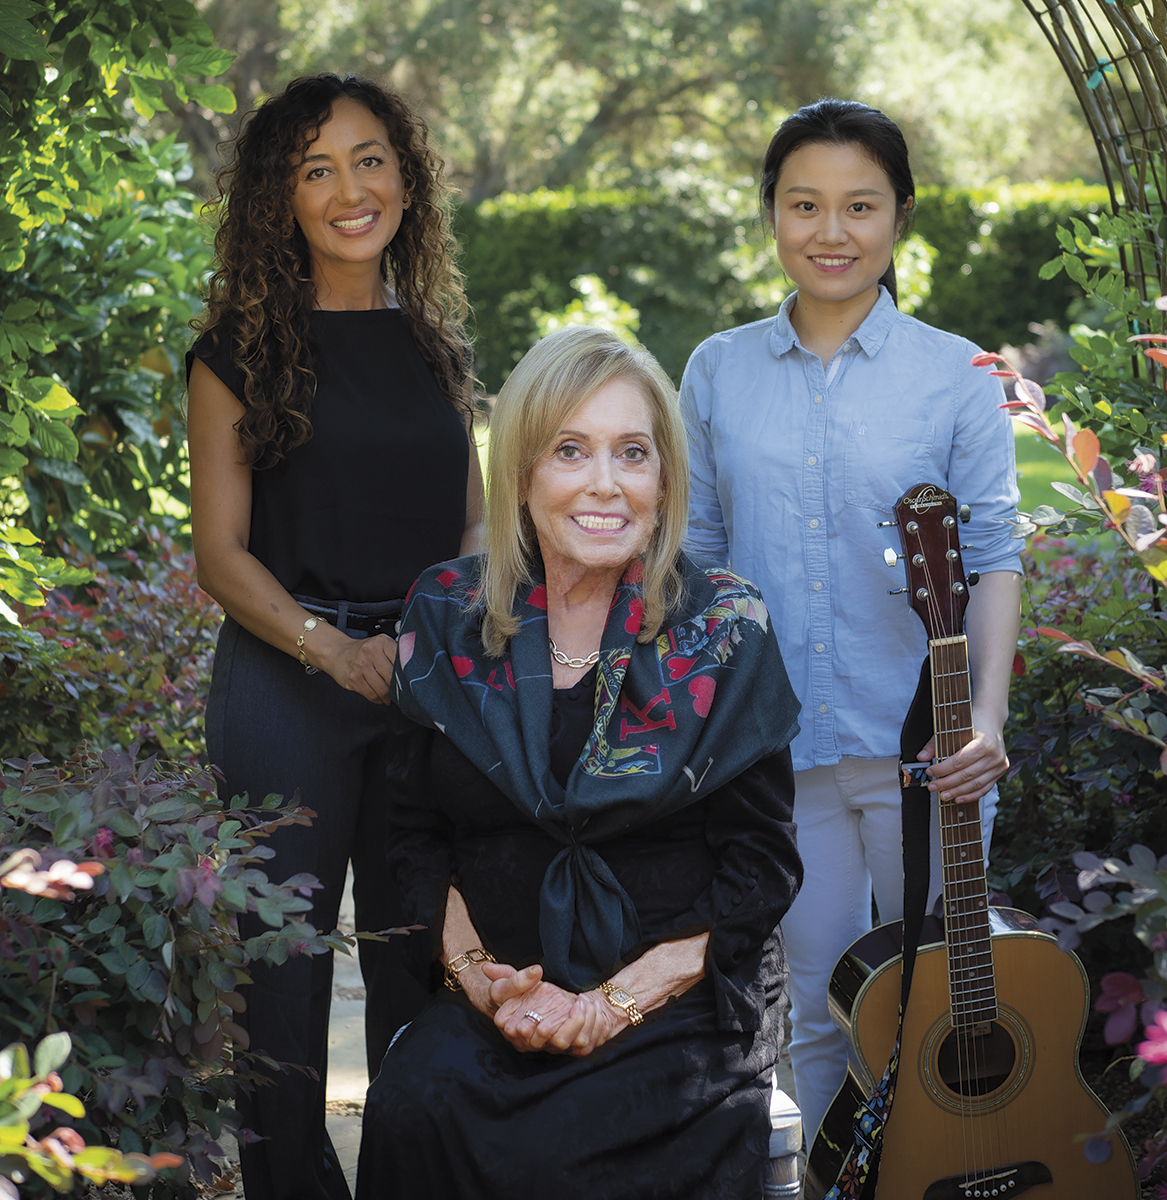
[548,637,600,669]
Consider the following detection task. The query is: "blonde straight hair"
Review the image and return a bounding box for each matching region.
[478,326,689,657]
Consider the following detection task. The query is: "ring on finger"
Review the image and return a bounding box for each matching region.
[523,1010,542,1025]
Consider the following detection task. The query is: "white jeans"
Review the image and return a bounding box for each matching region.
[781,757,997,1143]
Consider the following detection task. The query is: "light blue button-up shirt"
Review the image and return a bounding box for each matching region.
[680,287,1022,772]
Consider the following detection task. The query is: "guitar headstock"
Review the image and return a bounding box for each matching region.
[890,484,971,640]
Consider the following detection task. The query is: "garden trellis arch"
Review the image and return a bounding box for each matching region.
[1022,0,1167,307]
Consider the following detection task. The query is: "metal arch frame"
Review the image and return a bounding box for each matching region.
[1021,0,1167,310]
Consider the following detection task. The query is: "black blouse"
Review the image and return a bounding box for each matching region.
[187,308,469,602]
[385,716,800,1033]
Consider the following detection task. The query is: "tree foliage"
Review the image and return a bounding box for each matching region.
[0,0,235,613]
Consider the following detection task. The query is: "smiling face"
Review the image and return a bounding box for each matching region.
[525,377,662,582]
[770,140,900,311]
[289,96,407,283]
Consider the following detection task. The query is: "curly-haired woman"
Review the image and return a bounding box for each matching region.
[186,74,483,1200]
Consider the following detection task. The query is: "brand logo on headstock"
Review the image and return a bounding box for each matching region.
[907,486,947,514]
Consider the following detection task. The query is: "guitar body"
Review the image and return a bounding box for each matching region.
[805,908,1139,1200]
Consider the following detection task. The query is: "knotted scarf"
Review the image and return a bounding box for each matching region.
[392,551,800,990]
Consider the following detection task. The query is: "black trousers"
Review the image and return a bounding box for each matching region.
[206,615,427,1200]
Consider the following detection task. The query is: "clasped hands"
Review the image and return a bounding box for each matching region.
[462,961,625,1056]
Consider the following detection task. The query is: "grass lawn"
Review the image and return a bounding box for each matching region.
[1013,424,1077,515]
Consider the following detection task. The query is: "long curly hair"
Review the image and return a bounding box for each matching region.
[194,74,471,468]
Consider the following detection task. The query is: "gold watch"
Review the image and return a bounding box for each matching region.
[598,980,644,1026]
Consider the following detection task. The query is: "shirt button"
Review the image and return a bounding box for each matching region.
[807,455,817,466]
[818,703,829,714]
[812,581,823,592]
[732,894,743,906]
[813,394,823,404]
[808,518,819,529]
[814,643,825,653]
[749,866,760,878]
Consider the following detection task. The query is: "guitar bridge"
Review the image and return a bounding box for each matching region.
[922,1160,1053,1200]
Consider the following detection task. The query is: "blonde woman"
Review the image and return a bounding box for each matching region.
[356,327,803,1199]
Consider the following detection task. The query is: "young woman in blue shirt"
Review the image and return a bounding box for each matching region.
[679,99,1023,1143]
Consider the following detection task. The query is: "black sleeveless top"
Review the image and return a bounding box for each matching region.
[187,309,469,602]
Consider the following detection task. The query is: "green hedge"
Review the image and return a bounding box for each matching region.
[456,181,1110,391]
[911,182,1109,352]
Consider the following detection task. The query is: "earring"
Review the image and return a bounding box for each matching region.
[402,195,412,209]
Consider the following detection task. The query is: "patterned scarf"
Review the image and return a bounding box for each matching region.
[393,551,800,990]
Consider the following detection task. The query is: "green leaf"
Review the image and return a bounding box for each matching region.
[63,966,102,986]
[174,46,235,76]
[1064,253,1089,288]
[142,910,169,949]
[1038,257,1064,280]
[32,419,79,461]
[0,10,47,60]
[138,968,168,1004]
[3,298,39,322]
[0,446,29,475]
[40,1091,85,1118]
[185,82,236,113]
[33,1031,72,1076]
[126,958,150,990]
[30,381,79,413]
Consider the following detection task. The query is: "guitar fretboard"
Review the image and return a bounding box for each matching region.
[929,634,997,1028]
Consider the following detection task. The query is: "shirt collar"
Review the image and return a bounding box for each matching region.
[769,284,898,361]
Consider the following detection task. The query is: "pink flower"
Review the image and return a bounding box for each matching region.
[1097,975,1145,1044]
[1129,451,1159,476]
[1137,1009,1167,1063]
[93,827,114,859]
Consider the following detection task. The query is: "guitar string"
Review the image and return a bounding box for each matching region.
[921,554,977,1185]
[931,553,990,1186]
[919,533,1004,1187]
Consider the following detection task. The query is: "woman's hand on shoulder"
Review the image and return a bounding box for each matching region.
[311,630,396,704]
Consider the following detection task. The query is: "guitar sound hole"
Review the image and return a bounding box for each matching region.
[936,1022,1016,1096]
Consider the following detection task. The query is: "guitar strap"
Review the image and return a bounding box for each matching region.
[825,656,934,1200]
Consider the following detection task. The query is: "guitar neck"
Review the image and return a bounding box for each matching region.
[929,634,997,1029]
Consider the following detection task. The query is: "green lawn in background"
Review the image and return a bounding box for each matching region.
[1013,424,1077,515]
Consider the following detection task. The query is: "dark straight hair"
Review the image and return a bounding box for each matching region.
[759,98,915,306]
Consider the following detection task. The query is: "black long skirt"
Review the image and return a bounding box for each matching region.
[356,979,777,1200]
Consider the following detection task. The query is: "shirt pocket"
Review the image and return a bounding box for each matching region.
[843,420,938,512]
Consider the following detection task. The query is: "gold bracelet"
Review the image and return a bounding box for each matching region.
[443,947,496,991]
[598,979,644,1026]
[296,617,320,675]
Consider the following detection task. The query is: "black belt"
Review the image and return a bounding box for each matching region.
[294,595,404,639]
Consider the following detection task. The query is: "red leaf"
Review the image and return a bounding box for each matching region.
[1036,626,1074,641]
[1144,347,1167,368]
[1073,428,1100,476]
[970,351,1005,367]
[1012,652,1026,676]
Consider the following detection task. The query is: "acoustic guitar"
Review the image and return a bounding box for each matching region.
[803,483,1138,1200]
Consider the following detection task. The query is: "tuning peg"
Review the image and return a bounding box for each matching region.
[876,519,897,528]
[959,504,971,524]
[968,571,980,586]
[888,587,908,596]
[883,548,902,567]
[959,543,974,551]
